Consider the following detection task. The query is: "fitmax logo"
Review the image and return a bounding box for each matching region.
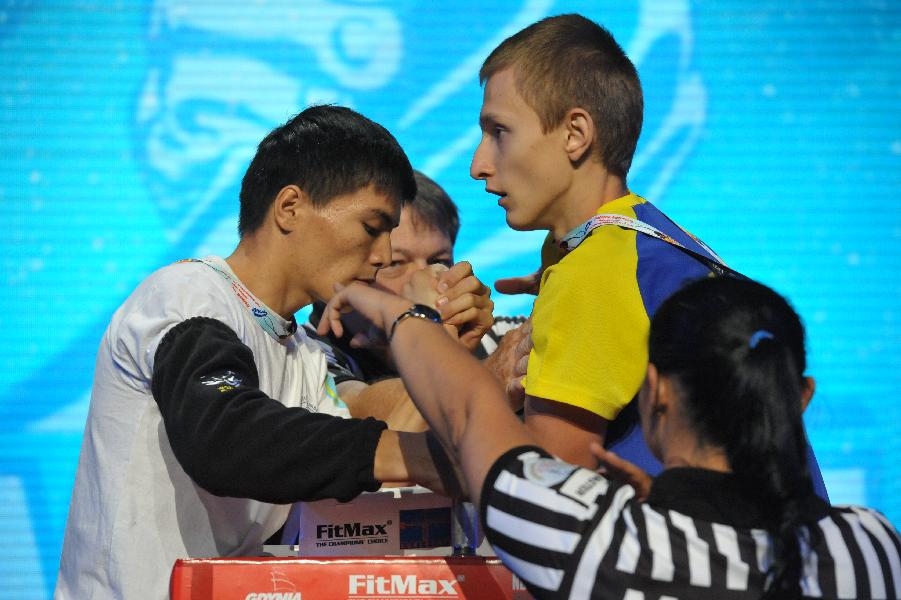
[348,574,458,596]
[316,522,388,539]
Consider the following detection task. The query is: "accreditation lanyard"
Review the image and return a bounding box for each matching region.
[558,213,745,280]
[179,258,298,342]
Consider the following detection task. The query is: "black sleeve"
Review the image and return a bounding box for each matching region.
[151,316,387,504]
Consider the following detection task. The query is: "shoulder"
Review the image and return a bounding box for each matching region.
[825,504,901,534]
[119,259,237,324]
[481,447,638,599]
[536,235,643,314]
[484,445,633,511]
[546,198,648,283]
[148,258,219,284]
[630,201,719,264]
[811,503,901,560]
[109,258,245,367]
[813,504,901,587]
[130,259,228,306]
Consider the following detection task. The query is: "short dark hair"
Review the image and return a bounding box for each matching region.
[407,171,460,245]
[480,14,643,178]
[238,105,416,237]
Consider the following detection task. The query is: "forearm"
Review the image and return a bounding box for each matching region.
[318,282,536,504]
[373,429,457,494]
[389,313,535,503]
[340,378,429,432]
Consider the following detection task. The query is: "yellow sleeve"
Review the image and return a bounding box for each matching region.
[524,227,650,420]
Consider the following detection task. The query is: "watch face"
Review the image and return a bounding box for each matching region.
[411,304,441,322]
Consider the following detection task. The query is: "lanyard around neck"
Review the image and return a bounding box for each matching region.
[179,258,298,342]
[558,213,745,280]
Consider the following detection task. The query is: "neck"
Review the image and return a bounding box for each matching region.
[226,240,310,318]
[662,441,731,473]
[551,166,628,240]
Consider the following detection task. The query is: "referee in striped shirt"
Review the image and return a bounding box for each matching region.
[319,275,901,599]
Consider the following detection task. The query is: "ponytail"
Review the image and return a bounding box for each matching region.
[649,277,815,598]
[731,334,810,599]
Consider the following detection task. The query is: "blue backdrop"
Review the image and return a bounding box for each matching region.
[1,1,899,597]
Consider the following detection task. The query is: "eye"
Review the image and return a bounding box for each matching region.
[377,259,406,278]
[429,258,453,268]
[362,223,380,237]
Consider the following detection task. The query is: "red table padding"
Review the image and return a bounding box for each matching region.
[170,555,533,599]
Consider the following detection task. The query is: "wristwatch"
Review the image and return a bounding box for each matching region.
[388,304,442,342]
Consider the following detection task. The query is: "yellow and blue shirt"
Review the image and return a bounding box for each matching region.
[526,193,714,421]
[524,192,830,500]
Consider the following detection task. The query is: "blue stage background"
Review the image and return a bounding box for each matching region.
[1,1,899,596]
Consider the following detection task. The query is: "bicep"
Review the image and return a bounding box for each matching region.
[523,394,609,468]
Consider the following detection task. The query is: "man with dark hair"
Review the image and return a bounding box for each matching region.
[55,105,448,599]
[304,170,527,431]
[470,13,827,499]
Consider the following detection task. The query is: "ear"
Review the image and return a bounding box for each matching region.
[652,367,677,416]
[641,363,661,410]
[271,185,310,233]
[644,363,659,393]
[800,376,816,413]
[563,107,595,163]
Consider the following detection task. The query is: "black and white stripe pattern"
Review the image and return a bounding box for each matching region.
[482,447,901,599]
[474,315,528,359]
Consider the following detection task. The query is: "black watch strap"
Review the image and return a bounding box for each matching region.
[388,304,442,342]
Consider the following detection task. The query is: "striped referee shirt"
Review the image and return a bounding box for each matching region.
[481,446,901,599]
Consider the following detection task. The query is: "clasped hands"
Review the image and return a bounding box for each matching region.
[323,261,494,352]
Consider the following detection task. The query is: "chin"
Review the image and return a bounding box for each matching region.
[506,214,541,232]
[320,280,347,301]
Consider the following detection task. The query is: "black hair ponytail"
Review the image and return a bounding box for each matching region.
[649,276,815,598]
[731,333,810,599]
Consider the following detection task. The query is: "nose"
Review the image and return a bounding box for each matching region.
[470,137,492,181]
[369,232,392,269]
